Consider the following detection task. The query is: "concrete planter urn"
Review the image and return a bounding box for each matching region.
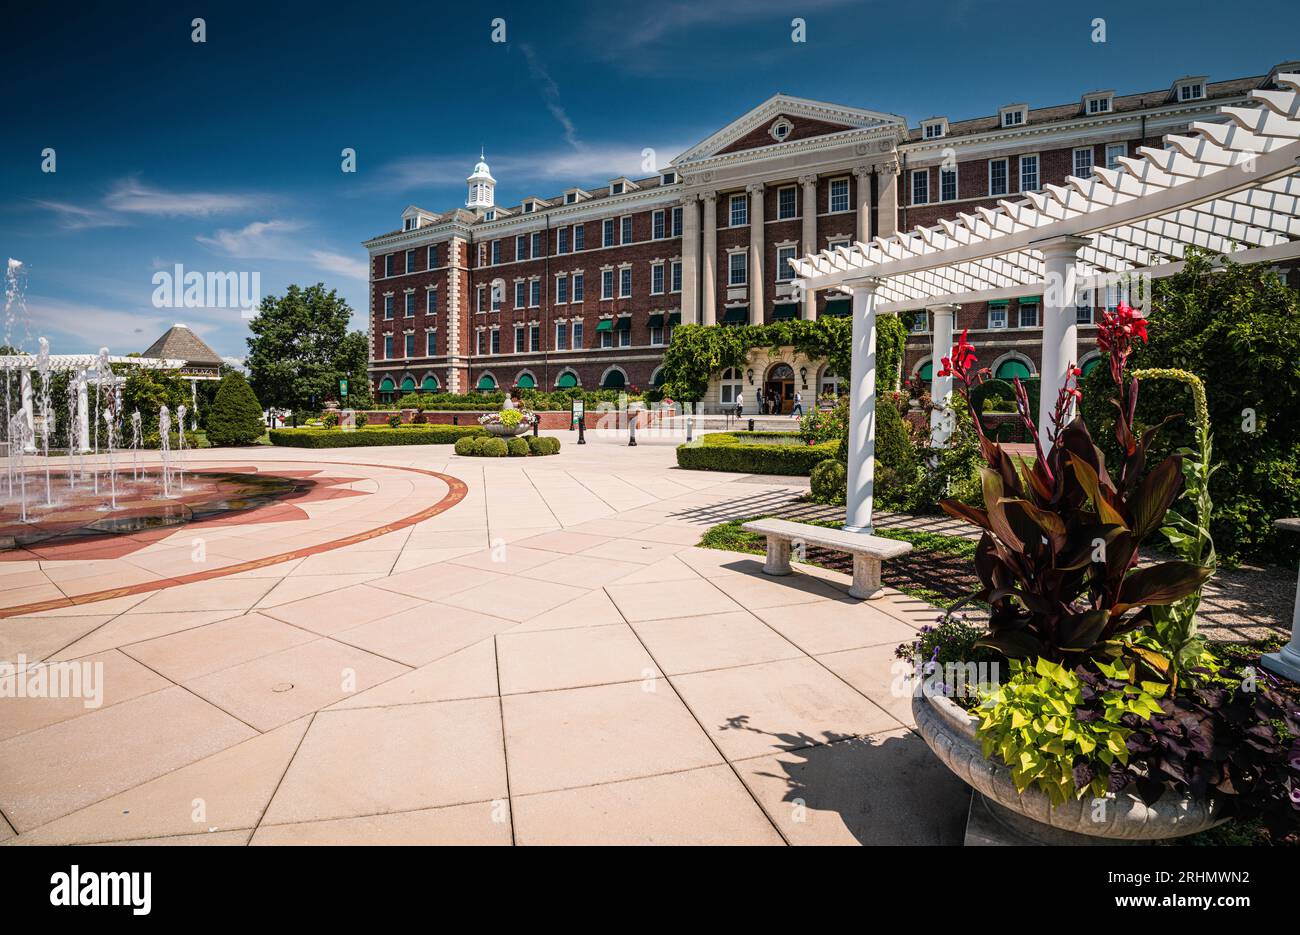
[483,422,527,437]
[912,685,1227,843]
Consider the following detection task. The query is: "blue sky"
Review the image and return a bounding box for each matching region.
[3,0,1296,361]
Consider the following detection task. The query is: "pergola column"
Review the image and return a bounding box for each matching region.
[928,303,960,447]
[854,165,874,243]
[844,277,884,534]
[19,369,35,452]
[876,161,899,238]
[679,195,700,325]
[747,183,765,324]
[799,175,818,319]
[701,193,718,325]
[1037,236,1089,448]
[77,373,90,453]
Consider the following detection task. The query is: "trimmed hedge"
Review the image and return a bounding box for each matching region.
[269,426,485,448]
[676,431,837,475]
[454,434,561,457]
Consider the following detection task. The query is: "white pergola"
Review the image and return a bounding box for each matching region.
[793,73,1300,534]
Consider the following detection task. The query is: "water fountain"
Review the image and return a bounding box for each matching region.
[131,410,142,482]
[7,409,31,524]
[66,374,80,490]
[36,337,54,506]
[100,409,118,512]
[158,405,172,498]
[175,404,187,492]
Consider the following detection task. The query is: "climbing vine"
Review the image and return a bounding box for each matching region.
[659,314,907,401]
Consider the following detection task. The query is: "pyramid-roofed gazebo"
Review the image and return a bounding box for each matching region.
[141,323,223,380]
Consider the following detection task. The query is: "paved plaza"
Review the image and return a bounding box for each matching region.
[0,436,969,845]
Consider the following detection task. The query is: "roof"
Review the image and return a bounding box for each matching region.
[141,325,223,367]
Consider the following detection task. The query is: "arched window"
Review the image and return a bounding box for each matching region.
[996,359,1033,380]
[421,374,440,391]
[515,372,536,389]
[476,374,498,392]
[1080,356,1104,376]
[767,362,794,381]
[651,367,665,387]
[918,361,933,382]
[555,370,579,389]
[601,368,626,390]
[400,376,416,392]
[378,377,396,392]
[719,367,743,405]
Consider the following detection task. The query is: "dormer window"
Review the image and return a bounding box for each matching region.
[483,210,495,221]
[611,181,625,195]
[1175,78,1206,101]
[404,218,416,231]
[565,192,577,204]
[769,117,794,143]
[1083,91,1114,115]
[921,118,947,140]
[1000,104,1028,128]
[661,170,677,185]
[521,198,546,214]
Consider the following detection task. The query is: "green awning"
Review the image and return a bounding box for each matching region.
[515,373,536,389]
[421,376,439,391]
[1020,295,1042,304]
[1081,357,1104,376]
[400,377,416,391]
[822,299,851,317]
[595,319,614,332]
[476,374,497,390]
[723,307,749,324]
[987,299,1009,308]
[379,377,395,391]
[667,312,681,325]
[601,370,626,389]
[652,370,665,386]
[996,360,1032,380]
[773,303,799,320]
[556,371,578,388]
[919,362,933,381]
[615,316,632,330]
[646,314,665,328]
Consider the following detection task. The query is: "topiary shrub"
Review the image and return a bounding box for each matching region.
[809,458,847,504]
[454,436,478,456]
[206,372,265,446]
[322,412,339,428]
[479,437,508,457]
[527,436,561,456]
[873,395,918,506]
[354,412,368,428]
[506,437,529,457]
[387,414,402,429]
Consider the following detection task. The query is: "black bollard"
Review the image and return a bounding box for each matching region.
[533,417,539,438]
[748,418,754,432]
[628,413,637,447]
[577,415,586,445]
[453,414,459,426]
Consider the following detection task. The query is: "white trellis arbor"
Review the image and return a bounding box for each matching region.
[793,73,1300,534]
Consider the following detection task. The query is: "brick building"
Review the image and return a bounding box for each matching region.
[363,63,1297,411]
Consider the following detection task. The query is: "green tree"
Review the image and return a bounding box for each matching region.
[246,283,368,414]
[206,371,266,446]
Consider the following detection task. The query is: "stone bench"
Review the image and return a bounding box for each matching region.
[741,518,912,600]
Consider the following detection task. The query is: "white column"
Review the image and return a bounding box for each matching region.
[799,174,818,319]
[854,165,874,243]
[77,373,90,454]
[876,161,899,238]
[928,303,959,447]
[844,278,883,534]
[679,195,700,325]
[748,183,765,324]
[20,369,35,452]
[1037,236,1089,449]
[701,193,718,326]
[1263,520,1300,683]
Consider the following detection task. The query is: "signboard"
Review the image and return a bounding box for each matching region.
[571,398,584,427]
[338,377,349,398]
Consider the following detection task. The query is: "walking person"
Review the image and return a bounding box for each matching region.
[792,391,803,418]
[734,390,744,421]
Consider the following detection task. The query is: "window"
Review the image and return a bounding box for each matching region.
[515,326,525,353]
[650,324,664,345]
[670,260,682,293]
[1076,303,1094,325]
[426,288,436,313]
[383,295,394,319]
[671,206,683,237]
[572,273,584,302]
[922,119,946,139]
[490,329,500,355]
[476,286,486,313]
[383,335,393,359]
[728,251,747,286]
[532,232,544,257]
[483,210,494,221]
[1105,282,1130,311]
[555,321,569,350]
[619,267,632,298]
[600,325,613,349]
[618,322,631,347]
[405,250,415,273]
[384,254,395,277]
[662,170,677,184]
[476,331,486,355]
[1085,94,1112,114]
[989,304,1008,329]
[1073,147,1094,178]
[405,333,415,357]
[1106,143,1126,171]
[719,367,742,404]
[490,282,502,311]
[621,215,633,244]
[651,262,665,295]
[776,245,797,282]
[1020,154,1040,191]
[565,191,578,205]
[1002,106,1026,128]
[909,311,927,333]
[939,166,957,202]
[602,218,615,247]
[1178,81,1205,101]
[989,158,1008,197]
[404,218,415,231]
[557,227,569,254]
[427,245,437,268]
[611,180,625,195]
[516,235,528,261]
[911,169,929,205]
[555,276,569,304]
[573,225,585,251]
[601,269,614,300]
[530,325,540,352]
[530,279,541,307]
[652,210,665,240]
[1018,301,1040,328]
[572,321,583,348]
[777,186,797,219]
[729,193,748,227]
[512,281,525,309]
[491,240,501,265]
[522,201,534,214]
[404,293,415,317]
[426,332,436,356]
[829,177,850,213]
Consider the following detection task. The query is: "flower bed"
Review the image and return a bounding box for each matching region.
[268,425,485,448]
[676,431,837,475]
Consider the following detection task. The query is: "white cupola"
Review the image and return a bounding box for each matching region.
[466,150,495,209]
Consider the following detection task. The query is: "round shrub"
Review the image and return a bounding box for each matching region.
[322,412,339,428]
[479,437,508,457]
[387,414,402,429]
[506,437,529,457]
[454,436,478,456]
[206,372,265,446]
[355,412,368,427]
[809,458,847,504]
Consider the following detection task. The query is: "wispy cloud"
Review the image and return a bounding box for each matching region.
[23,294,227,354]
[520,43,579,149]
[31,199,127,231]
[197,219,367,281]
[103,178,263,217]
